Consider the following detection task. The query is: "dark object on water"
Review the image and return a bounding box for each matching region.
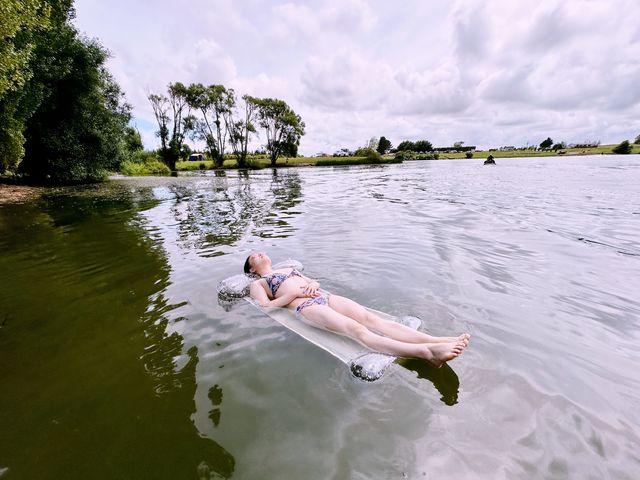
[484,155,495,165]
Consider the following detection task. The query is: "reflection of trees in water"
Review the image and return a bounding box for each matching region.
[0,192,235,479]
[168,169,304,255]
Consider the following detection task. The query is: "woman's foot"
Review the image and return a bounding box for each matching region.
[424,333,471,346]
[423,340,467,368]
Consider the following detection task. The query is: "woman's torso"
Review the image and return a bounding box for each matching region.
[259,268,308,309]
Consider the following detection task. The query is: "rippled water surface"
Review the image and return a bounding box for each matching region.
[1,156,639,479]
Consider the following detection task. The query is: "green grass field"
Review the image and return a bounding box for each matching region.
[170,144,639,172]
[175,156,400,170]
[440,144,640,160]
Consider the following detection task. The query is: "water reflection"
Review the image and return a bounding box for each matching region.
[398,360,461,406]
[159,169,304,256]
[0,191,235,479]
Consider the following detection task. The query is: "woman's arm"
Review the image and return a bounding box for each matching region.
[249,281,303,308]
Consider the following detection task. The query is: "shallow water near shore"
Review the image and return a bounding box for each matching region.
[1,155,639,479]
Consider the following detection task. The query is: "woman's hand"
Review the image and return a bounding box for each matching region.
[303,281,320,297]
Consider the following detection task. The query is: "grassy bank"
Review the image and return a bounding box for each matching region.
[174,155,401,171]
[118,143,639,177]
[439,143,640,159]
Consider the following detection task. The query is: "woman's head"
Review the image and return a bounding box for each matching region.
[244,251,271,275]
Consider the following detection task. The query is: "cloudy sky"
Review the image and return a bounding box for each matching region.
[73,0,640,154]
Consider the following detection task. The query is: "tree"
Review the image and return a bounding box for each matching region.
[18,2,131,183]
[180,143,192,161]
[124,126,143,154]
[148,82,191,171]
[396,140,415,152]
[414,140,433,152]
[228,95,258,168]
[148,93,169,155]
[634,134,640,145]
[612,140,632,154]
[0,0,51,173]
[366,137,379,150]
[377,136,392,154]
[539,137,553,149]
[453,141,465,148]
[254,98,305,166]
[552,142,566,151]
[185,83,235,168]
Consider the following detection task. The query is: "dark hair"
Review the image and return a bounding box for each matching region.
[243,255,252,275]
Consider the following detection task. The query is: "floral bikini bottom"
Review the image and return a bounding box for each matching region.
[296,294,330,313]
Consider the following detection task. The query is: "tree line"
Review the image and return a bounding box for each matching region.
[1,0,132,184]
[147,83,305,170]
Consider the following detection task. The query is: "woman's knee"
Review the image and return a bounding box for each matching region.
[346,323,370,342]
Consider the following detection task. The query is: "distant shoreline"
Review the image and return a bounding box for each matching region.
[173,143,639,171]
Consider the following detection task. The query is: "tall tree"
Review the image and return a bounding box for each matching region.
[148,93,169,155]
[0,0,51,173]
[377,136,392,154]
[539,137,553,149]
[228,94,258,168]
[148,82,191,170]
[634,134,640,145]
[186,83,235,168]
[254,98,305,166]
[18,1,132,183]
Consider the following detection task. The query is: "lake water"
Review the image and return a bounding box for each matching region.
[1,156,639,479]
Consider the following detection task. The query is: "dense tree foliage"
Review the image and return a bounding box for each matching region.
[1,0,131,183]
[254,98,305,166]
[539,137,553,149]
[0,0,51,173]
[396,139,433,152]
[124,126,144,154]
[414,140,433,152]
[377,136,392,154]
[396,140,415,152]
[147,82,191,171]
[612,140,631,154]
[634,134,640,145]
[227,95,258,168]
[149,84,301,168]
[185,83,234,167]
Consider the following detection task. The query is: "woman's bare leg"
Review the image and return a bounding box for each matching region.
[299,304,466,367]
[328,295,470,345]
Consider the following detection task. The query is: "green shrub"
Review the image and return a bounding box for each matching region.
[465,151,474,159]
[120,158,170,176]
[394,150,415,160]
[365,149,382,162]
[612,140,631,154]
[397,150,439,160]
[244,158,265,169]
[129,150,161,164]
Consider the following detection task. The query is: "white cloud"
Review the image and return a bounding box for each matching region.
[73,0,640,154]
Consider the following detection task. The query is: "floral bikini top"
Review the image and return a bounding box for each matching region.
[263,269,302,297]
